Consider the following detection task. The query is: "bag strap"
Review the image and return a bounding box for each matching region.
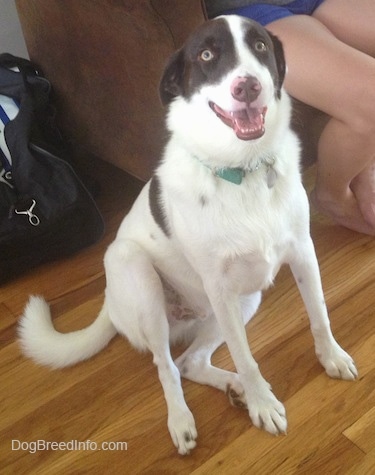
[0,52,39,76]
[0,53,50,109]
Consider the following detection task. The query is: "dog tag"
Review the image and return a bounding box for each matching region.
[266,166,277,188]
[215,167,245,185]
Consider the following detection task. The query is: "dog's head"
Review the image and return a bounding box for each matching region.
[159,16,286,151]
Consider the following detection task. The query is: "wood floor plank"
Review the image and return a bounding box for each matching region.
[289,435,364,475]
[191,335,375,474]
[0,303,15,333]
[345,449,375,475]
[343,406,375,453]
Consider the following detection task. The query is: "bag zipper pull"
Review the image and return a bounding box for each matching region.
[14,199,40,226]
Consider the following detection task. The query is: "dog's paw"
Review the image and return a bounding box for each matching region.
[318,344,358,381]
[226,383,247,410]
[168,410,197,455]
[247,385,287,435]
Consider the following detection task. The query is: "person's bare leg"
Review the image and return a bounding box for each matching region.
[312,0,375,229]
[267,13,375,234]
[313,0,375,57]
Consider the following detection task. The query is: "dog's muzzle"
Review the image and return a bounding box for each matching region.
[209,76,267,141]
[210,102,267,141]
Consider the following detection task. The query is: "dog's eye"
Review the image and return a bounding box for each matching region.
[199,49,214,62]
[254,40,267,52]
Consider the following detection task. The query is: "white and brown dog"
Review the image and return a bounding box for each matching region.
[19,16,357,455]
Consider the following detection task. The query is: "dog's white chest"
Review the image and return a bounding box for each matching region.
[166,176,296,296]
[222,251,283,294]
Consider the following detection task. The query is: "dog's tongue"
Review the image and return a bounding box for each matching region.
[211,103,267,141]
[232,108,266,140]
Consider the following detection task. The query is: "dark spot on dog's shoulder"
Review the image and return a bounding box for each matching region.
[149,175,170,237]
[199,195,208,207]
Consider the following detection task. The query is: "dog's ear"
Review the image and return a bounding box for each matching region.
[159,49,186,106]
[267,31,286,98]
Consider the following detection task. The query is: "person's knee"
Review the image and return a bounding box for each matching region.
[344,90,375,139]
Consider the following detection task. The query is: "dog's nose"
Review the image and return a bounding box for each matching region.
[231,76,262,103]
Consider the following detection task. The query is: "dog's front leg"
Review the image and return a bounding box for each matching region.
[205,284,287,435]
[105,240,197,455]
[289,238,358,380]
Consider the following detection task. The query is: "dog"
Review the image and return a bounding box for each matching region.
[18,16,358,455]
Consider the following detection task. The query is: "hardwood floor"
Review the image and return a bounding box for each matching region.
[1,159,374,474]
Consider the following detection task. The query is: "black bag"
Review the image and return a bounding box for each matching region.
[0,53,105,284]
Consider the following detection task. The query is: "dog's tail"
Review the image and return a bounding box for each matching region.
[18,296,117,369]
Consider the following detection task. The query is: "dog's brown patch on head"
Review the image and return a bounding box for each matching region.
[160,17,286,105]
[159,18,237,105]
[242,19,286,98]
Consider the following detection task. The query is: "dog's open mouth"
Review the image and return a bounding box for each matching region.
[209,102,267,141]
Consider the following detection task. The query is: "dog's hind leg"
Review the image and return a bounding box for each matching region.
[104,240,197,455]
[175,292,262,409]
[175,316,247,409]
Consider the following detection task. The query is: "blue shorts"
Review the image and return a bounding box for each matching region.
[223,0,326,26]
